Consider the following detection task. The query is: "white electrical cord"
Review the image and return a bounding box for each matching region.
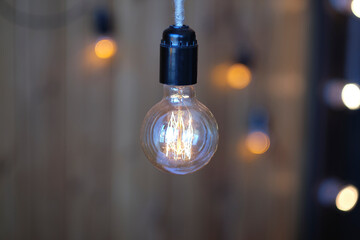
[174,0,185,26]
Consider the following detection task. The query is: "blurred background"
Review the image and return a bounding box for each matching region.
[0,0,360,239]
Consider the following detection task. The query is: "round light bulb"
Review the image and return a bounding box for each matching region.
[141,85,219,175]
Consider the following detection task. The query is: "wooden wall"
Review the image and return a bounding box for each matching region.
[0,0,308,239]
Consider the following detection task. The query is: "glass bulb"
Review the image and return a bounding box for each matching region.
[141,85,219,175]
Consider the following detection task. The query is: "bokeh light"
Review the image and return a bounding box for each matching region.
[351,0,360,18]
[341,83,360,110]
[245,131,270,155]
[95,37,117,59]
[226,63,252,89]
[336,185,359,211]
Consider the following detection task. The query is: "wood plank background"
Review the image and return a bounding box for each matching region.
[0,0,308,239]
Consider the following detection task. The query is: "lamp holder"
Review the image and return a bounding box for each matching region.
[160,25,198,86]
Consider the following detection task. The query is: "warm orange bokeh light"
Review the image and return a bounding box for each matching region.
[227,63,252,89]
[245,131,270,155]
[94,38,117,59]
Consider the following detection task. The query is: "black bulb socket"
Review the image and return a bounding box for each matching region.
[160,25,198,86]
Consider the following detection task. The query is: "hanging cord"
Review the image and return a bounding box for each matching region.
[174,0,185,26]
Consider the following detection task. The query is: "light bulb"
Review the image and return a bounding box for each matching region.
[141,85,218,174]
[140,25,219,175]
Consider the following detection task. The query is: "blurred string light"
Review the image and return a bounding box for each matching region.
[351,0,360,17]
[227,63,252,90]
[341,83,360,110]
[228,51,253,90]
[95,37,117,59]
[211,63,252,90]
[238,109,270,160]
[336,185,359,211]
[211,51,253,90]
[246,110,270,155]
[323,80,360,110]
[318,179,359,212]
[93,7,117,59]
[245,131,270,155]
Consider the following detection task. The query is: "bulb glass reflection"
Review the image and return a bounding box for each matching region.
[141,85,219,175]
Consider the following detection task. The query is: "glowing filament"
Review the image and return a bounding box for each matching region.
[164,111,194,160]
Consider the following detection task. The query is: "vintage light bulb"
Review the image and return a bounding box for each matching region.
[141,25,219,175]
[141,85,218,174]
